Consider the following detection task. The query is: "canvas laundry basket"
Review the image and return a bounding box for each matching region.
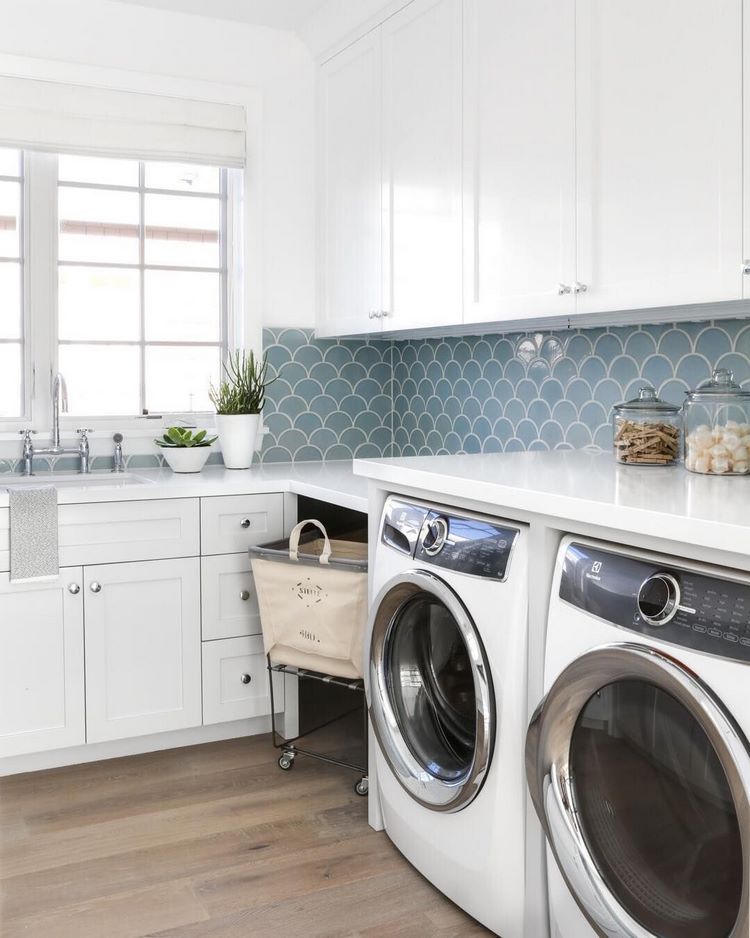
[249,519,368,680]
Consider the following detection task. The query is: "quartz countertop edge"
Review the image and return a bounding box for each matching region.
[353,451,750,557]
[0,460,368,514]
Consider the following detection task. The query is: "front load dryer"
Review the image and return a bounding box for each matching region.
[526,535,750,938]
[366,496,530,938]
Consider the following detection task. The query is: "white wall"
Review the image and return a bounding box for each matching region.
[0,0,317,332]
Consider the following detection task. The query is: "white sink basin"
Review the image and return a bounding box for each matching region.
[2,472,152,490]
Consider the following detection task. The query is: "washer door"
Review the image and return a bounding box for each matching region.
[526,643,750,938]
[368,570,494,812]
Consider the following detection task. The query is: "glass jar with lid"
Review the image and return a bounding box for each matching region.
[683,368,750,475]
[612,387,681,466]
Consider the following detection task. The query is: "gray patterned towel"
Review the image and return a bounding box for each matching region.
[8,486,59,582]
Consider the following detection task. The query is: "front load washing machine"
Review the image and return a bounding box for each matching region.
[366,496,531,938]
[527,535,750,938]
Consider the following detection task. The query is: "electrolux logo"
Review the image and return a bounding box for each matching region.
[592,561,602,574]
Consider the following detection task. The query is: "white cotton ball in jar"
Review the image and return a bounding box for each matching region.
[732,460,749,474]
[690,429,713,452]
[731,444,749,462]
[694,455,711,474]
[711,454,731,473]
[709,443,729,459]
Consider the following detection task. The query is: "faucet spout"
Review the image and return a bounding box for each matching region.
[51,372,69,449]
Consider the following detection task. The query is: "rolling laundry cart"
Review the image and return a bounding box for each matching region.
[249,519,369,796]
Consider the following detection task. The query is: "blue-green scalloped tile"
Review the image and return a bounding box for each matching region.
[539,378,565,407]
[515,378,538,406]
[294,445,324,462]
[594,333,623,361]
[504,398,525,425]
[444,396,463,420]
[492,417,514,441]
[463,397,482,421]
[443,431,463,453]
[566,422,592,447]
[567,334,593,362]
[293,378,324,400]
[492,377,515,402]
[324,443,355,461]
[516,419,538,446]
[369,361,392,385]
[417,378,435,400]
[444,360,463,384]
[580,400,609,430]
[505,437,525,453]
[463,360,482,385]
[539,420,564,448]
[504,359,525,385]
[400,411,418,433]
[354,345,385,369]
[483,436,503,453]
[641,354,675,389]
[593,424,614,450]
[552,399,578,425]
[260,445,292,463]
[552,357,577,386]
[658,328,693,363]
[624,331,657,359]
[292,344,324,370]
[528,359,552,386]
[435,413,453,436]
[608,355,640,388]
[482,397,503,423]
[580,357,607,386]
[453,414,472,438]
[294,412,323,435]
[715,352,750,384]
[528,399,552,425]
[593,378,625,411]
[409,395,427,416]
[426,429,446,451]
[675,354,712,389]
[566,378,594,410]
[695,326,733,361]
[370,394,394,418]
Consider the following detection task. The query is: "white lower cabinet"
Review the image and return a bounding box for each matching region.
[202,635,283,725]
[0,570,85,758]
[201,553,261,642]
[84,557,202,743]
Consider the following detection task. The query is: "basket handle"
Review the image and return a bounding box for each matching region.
[288,519,332,564]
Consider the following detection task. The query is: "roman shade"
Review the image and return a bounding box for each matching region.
[0,75,246,167]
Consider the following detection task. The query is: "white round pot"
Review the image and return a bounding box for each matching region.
[216,413,260,469]
[161,446,212,474]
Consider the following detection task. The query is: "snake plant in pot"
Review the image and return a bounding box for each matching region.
[155,427,218,474]
[209,350,274,469]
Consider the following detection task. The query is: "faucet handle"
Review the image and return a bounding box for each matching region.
[19,428,37,440]
[76,428,93,438]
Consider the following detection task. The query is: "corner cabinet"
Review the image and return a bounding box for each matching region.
[0,572,85,758]
[317,0,462,337]
[319,0,747,336]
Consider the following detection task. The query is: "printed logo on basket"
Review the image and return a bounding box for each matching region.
[299,628,321,644]
[294,578,327,607]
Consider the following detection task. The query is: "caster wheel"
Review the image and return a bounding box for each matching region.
[355,777,369,796]
[278,753,295,771]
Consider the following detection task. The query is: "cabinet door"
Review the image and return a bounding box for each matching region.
[382,0,463,330]
[576,0,742,313]
[84,558,201,743]
[463,0,576,324]
[318,31,382,337]
[0,570,85,758]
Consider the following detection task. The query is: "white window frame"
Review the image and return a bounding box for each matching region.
[0,151,243,439]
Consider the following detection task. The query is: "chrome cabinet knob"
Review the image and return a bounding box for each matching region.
[380,310,389,319]
[90,582,102,593]
[239,590,251,601]
[67,583,81,595]
[558,283,572,295]
[240,673,252,685]
[743,260,750,275]
[240,518,252,529]
[574,282,588,294]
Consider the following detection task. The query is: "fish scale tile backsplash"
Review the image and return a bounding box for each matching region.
[390,318,750,457]
[1,319,748,471]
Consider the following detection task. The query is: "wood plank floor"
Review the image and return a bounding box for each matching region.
[0,736,492,937]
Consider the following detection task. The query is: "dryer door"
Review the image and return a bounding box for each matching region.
[526,643,750,938]
[368,570,494,812]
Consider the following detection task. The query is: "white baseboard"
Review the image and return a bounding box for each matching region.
[0,715,273,777]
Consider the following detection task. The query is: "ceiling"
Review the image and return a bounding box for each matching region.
[108,0,331,33]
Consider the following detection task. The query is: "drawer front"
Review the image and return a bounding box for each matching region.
[0,509,8,573]
[200,494,284,556]
[202,553,261,641]
[59,499,200,566]
[202,635,283,725]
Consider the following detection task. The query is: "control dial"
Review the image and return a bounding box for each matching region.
[637,573,681,626]
[422,517,448,556]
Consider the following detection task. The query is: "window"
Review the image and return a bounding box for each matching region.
[0,148,24,419]
[57,155,227,416]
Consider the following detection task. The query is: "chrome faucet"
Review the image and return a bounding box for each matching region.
[51,372,68,450]
[19,372,92,475]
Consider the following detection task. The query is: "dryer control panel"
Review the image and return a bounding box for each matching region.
[561,542,750,663]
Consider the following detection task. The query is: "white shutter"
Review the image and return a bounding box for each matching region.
[0,75,245,167]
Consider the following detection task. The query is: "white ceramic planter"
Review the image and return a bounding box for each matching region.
[161,446,212,474]
[216,413,260,469]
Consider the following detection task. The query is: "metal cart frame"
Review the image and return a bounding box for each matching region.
[249,527,369,797]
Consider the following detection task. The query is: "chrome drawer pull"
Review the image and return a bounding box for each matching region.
[239,590,251,601]
[240,673,252,685]
[240,518,252,529]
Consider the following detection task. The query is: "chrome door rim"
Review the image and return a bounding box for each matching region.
[368,569,494,812]
[526,642,750,938]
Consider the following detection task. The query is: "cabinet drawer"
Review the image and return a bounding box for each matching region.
[200,494,284,556]
[202,635,283,725]
[202,553,261,641]
[59,499,200,566]
[0,509,8,573]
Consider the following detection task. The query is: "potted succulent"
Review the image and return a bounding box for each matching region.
[209,349,273,469]
[155,427,218,474]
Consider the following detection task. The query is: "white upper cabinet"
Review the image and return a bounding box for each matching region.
[743,0,750,296]
[318,30,383,337]
[381,0,463,330]
[575,0,743,313]
[463,0,576,324]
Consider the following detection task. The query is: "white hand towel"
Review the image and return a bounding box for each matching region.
[8,486,59,582]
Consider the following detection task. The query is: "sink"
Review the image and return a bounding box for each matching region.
[1,472,153,490]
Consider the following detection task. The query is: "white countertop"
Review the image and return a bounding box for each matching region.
[353,451,750,556]
[0,460,368,514]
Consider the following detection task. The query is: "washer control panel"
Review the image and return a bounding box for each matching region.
[414,510,518,581]
[560,542,750,663]
[380,497,518,581]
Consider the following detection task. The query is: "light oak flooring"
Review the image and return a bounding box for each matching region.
[0,735,492,937]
